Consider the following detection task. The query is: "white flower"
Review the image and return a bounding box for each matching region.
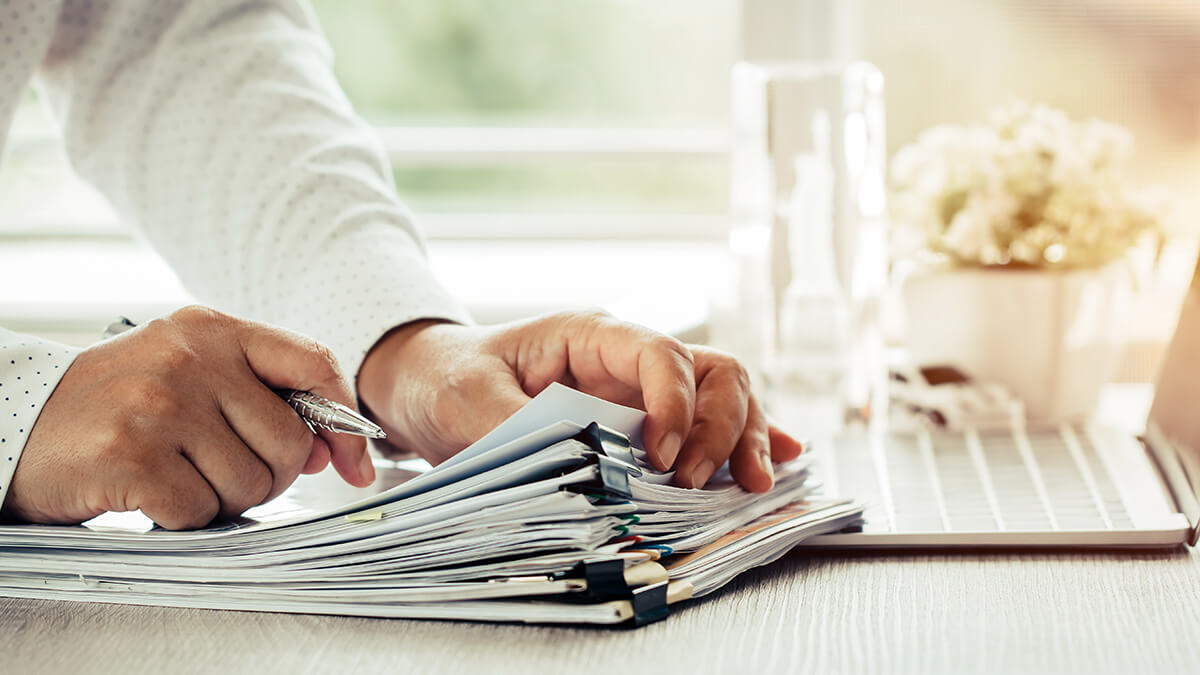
[889,102,1166,269]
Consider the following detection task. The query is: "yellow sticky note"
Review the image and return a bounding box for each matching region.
[344,509,384,523]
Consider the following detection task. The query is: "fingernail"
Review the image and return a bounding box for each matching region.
[658,431,683,468]
[358,448,376,485]
[758,452,775,490]
[689,459,715,489]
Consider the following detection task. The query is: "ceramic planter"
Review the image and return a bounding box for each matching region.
[902,262,1131,423]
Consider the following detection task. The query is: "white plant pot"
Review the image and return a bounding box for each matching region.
[901,262,1131,424]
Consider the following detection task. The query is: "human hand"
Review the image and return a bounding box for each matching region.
[3,306,375,530]
[357,311,804,492]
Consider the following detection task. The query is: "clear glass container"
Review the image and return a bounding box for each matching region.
[729,61,887,434]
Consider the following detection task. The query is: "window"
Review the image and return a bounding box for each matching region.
[0,1,743,343]
[311,0,739,240]
[3,0,1198,363]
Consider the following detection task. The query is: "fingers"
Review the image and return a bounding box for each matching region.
[671,358,747,487]
[13,304,378,531]
[212,377,318,503]
[636,342,697,471]
[670,347,781,493]
[767,423,806,463]
[672,348,760,488]
[562,315,695,471]
[235,320,373,487]
[178,421,276,520]
[301,436,332,475]
[728,396,775,493]
[515,313,797,490]
[128,452,220,531]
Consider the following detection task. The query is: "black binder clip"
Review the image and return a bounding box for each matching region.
[568,423,640,500]
[575,558,630,601]
[628,580,670,627]
[567,454,633,500]
[573,423,641,474]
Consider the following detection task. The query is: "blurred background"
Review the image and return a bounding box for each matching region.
[2,0,1198,373]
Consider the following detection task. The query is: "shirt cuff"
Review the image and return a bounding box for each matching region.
[0,331,83,512]
[267,223,473,387]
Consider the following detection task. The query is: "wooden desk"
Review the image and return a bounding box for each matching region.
[4,545,1200,674]
[5,387,1198,673]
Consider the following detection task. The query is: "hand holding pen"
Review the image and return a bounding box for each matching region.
[2,306,378,530]
[104,317,386,440]
[104,317,385,440]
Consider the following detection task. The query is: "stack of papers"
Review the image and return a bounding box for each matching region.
[0,384,863,626]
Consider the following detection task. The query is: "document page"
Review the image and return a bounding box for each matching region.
[0,382,861,626]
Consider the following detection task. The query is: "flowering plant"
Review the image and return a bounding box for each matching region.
[889,103,1164,269]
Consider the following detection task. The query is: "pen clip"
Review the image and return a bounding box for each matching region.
[102,316,137,340]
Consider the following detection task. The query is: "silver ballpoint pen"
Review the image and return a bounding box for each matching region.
[102,317,387,439]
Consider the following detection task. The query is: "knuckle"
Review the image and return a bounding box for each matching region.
[553,308,611,333]
[281,413,315,455]
[139,324,201,373]
[139,315,182,344]
[156,502,216,531]
[104,454,157,503]
[92,417,140,458]
[650,334,694,366]
[141,474,219,531]
[552,307,608,321]
[723,358,752,393]
[269,414,315,472]
[308,340,343,380]
[244,463,275,508]
[182,494,220,530]
[170,305,228,329]
[575,307,612,321]
[696,345,747,382]
[122,376,182,419]
[157,343,200,373]
[289,333,344,388]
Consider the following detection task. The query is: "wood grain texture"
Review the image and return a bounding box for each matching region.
[5,547,1200,674]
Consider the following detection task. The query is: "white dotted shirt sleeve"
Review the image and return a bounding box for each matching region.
[0,331,81,512]
[35,0,472,382]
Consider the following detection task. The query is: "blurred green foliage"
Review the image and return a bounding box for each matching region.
[309,0,735,125]
[307,1,736,217]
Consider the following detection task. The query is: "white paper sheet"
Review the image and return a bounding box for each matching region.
[437,382,646,470]
[0,382,862,625]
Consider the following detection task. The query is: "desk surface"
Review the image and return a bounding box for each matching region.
[4,545,1200,674]
[6,389,1198,674]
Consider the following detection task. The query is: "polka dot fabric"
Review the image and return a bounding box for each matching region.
[1,0,471,510]
[0,331,81,511]
[0,1,61,151]
[37,0,470,369]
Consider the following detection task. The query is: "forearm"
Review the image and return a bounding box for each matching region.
[37,0,469,381]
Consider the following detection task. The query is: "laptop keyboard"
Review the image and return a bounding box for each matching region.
[827,426,1135,533]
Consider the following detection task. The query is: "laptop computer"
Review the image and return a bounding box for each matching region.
[799,260,1200,549]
